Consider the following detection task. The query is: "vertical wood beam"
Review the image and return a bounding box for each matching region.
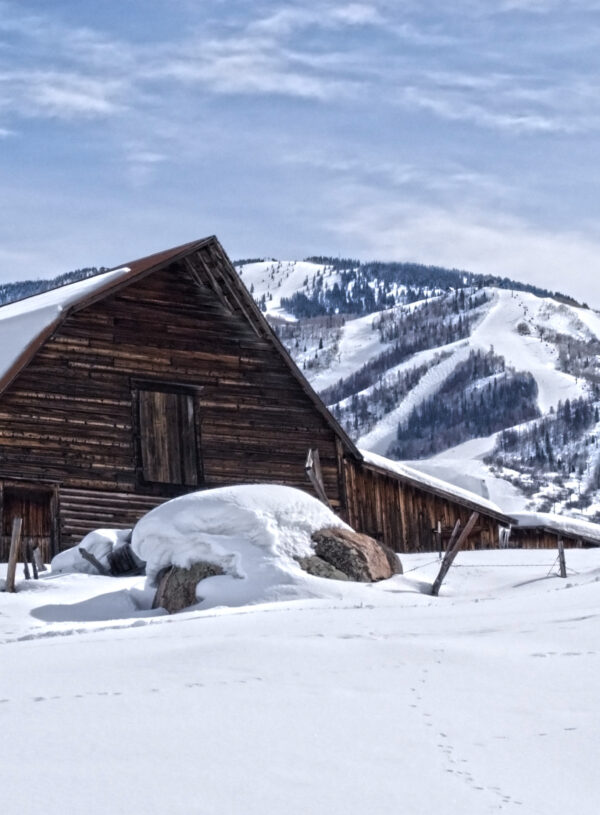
[431,512,479,597]
[557,537,567,578]
[4,517,23,593]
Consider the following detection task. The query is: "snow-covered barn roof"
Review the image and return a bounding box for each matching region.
[0,237,210,395]
[0,236,360,458]
[360,449,514,525]
[512,512,600,546]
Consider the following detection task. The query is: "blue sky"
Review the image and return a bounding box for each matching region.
[1,1,600,305]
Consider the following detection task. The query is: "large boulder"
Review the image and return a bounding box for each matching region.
[311,527,402,582]
[294,555,350,581]
[153,561,224,613]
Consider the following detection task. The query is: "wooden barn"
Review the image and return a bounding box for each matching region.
[0,236,512,561]
[344,450,512,553]
[509,513,600,549]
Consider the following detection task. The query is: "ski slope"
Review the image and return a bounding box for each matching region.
[310,309,389,393]
[331,288,594,461]
[470,289,587,413]
[357,345,472,454]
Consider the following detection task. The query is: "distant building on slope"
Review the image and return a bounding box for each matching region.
[0,236,513,560]
[509,513,600,549]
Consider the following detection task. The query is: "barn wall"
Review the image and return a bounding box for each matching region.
[508,528,590,549]
[0,258,344,550]
[344,460,501,553]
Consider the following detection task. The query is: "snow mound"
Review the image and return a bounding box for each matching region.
[51,528,132,574]
[131,484,351,609]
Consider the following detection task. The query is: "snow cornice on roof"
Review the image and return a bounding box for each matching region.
[512,512,600,546]
[360,448,514,525]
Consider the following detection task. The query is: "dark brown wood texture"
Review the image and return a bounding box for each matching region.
[0,485,54,562]
[343,459,502,553]
[508,527,592,549]
[0,253,342,550]
[138,389,199,485]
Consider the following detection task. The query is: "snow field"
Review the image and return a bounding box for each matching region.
[1,549,599,815]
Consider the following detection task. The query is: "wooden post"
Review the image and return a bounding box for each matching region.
[445,519,462,554]
[79,548,111,576]
[22,541,31,580]
[557,538,567,578]
[431,512,479,597]
[437,521,442,560]
[32,546,45,575]
[30,546,39,580]
[4,517,23,593]
[305,448,333,510]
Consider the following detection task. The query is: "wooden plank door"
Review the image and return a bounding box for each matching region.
[1,487,53,563]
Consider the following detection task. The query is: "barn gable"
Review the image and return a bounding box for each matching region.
[0,237,356,556]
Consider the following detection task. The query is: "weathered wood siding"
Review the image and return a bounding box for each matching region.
[0,257,343,550]
[508,527,592,549]
[344,459,501,553]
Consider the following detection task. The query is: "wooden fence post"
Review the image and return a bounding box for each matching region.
[431,512,479,597]
[557,538,567,578]
[4,518,23,593]
[305,448,333,510]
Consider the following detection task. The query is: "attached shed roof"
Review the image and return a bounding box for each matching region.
[512,512,600,546]
[360,449,514,525]
[0,236,360,458]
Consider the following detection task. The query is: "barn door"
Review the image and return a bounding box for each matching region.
[1,486,54,563]
[136,388,200,486]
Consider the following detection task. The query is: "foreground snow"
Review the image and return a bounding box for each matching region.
[1,548,599,815]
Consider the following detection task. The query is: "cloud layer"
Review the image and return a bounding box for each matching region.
[0,1,598,304]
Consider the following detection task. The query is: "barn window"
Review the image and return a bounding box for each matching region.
[135,387,201,486]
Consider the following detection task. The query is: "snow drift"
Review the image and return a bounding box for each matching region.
[131,484,352,609]
[51,528,133,575]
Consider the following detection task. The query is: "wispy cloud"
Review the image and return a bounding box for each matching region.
[0,70,126,117]
[284,148,512,204]
[397,71,600,134]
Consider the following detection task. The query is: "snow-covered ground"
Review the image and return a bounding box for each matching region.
[2,548,599,815]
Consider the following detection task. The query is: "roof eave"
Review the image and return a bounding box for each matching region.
[362,459,514,525]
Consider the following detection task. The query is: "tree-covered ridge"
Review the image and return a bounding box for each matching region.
[272,257,584,319]
[491,396,599,473]
[388,350,541,459]
[486,393,600,518]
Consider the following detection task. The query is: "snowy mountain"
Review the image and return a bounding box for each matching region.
[237,259,600,522]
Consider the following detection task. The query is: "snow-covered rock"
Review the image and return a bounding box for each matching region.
[131,484,352,609]
[51,528,133,575]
